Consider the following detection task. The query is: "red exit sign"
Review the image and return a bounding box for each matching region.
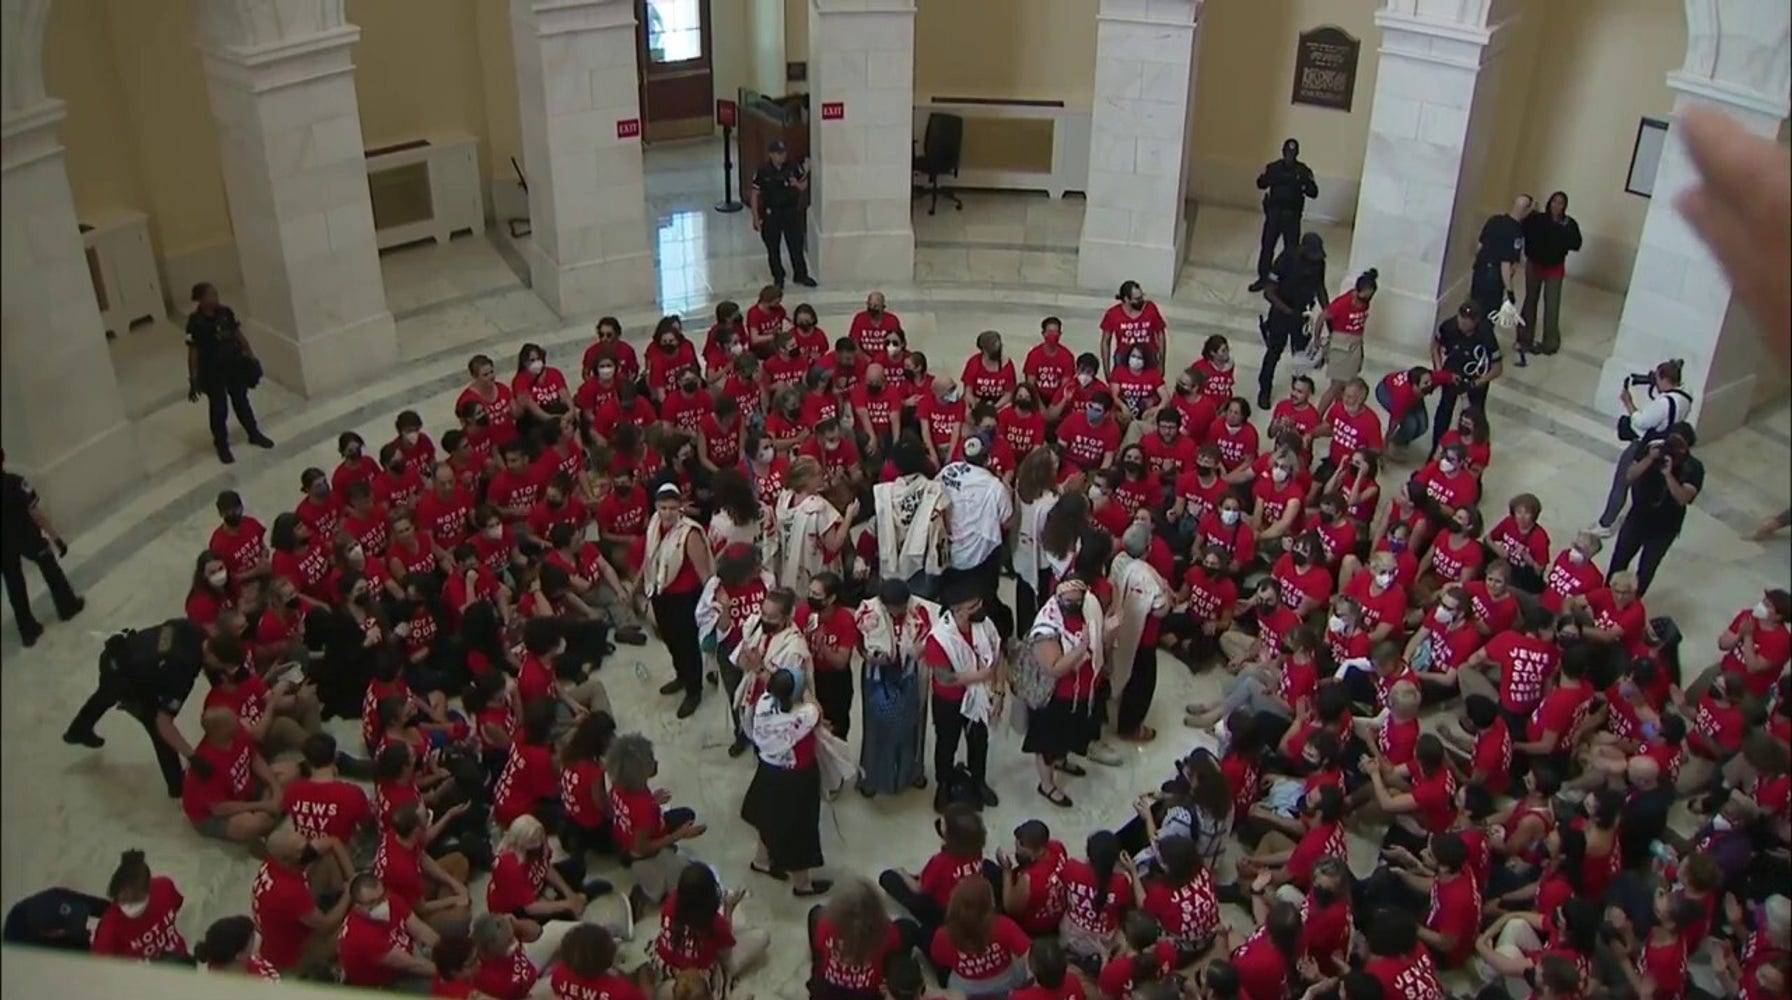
[615,118,641,139]
[820,101,845,121]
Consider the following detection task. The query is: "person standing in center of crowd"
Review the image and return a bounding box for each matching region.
[1251,138,1318,293]
[186,282,275,464]
[924,580,1006,811]
[1429,302,1503,458]
[644,481,713,718]
[741,666,834,896]
[940,436,1016,643]
[1258,232,1328,410]
[1315,269,1378,416]
[1518,190,1582,362]
[749,139,814,289]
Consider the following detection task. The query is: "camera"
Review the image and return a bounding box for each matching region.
[1626,371,1656,387]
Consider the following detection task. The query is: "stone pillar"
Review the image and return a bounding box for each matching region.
[807,0,916,283]
[1595,0,1790,439]
[1344,0,1519,353]
[1,0,142,527]
[510,0,653,317]
[1077,0,1200,295]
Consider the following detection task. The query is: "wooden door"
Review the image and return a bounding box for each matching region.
[636,0,714,142]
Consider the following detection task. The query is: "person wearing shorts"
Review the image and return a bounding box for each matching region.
[1316,268,1378,415]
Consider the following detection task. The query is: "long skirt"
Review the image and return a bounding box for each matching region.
[741,760,824,872]
[1021,696,1094,761]
[858,660,927,796]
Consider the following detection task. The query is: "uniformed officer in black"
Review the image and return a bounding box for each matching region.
[1430,301,1505,457]
[63,618,217,798]
[1469,193,1533,321]
[749,140,815,289]
[1,448,83,647]
[1251,138,1319,291]
[1258,232,1328,409]
[186,281,275,465]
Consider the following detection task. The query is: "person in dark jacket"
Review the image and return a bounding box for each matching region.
[1,449,83,646]
[186,282,274,464]
[1518,190,1583,360]
[1258,233,1327,409]
[1469,195,1531,325]
[1250,138,1318,291]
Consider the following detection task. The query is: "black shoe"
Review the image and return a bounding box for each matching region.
[705,670,719,687]
[793,274,818,288]
[62,728,104,749]
[247,432,275,449]
[933,784,950,813]
[58,597,85,623]
[1248,278,1267,292]
[1256,388,1272,411]
[165,785,182,799]
[581,878,614,898]
[658,679,685,696]
[19,622,43,647]
[727,737,751,758]
[772,277,785,290]
[615,625,647,645]
[216,444,236,465]
[978,782,1000,808]
[1515,349,1529,368]
[676,695,700,719]
[750,862,788,880]
[793,879,833,897]
[1215,881,1251,908]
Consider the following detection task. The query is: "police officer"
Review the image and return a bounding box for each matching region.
[1,449,84,647]
[1258,232,1328,410]
[1250,138,1318,292]
[62,619,217,798]
[1429,301,1504,457]
[186,281,275,465]
[749,140,815,289]
[1470,194,1532,322]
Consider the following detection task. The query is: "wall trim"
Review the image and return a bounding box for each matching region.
[1665,69,1792,121]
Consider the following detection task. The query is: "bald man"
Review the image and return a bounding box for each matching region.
[252,827,354,975]
[1618,754,1675,872]
[182,706,282,843]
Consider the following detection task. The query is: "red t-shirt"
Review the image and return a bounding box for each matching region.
[1061,858,1130,939]
[961,356,1017,404]
[458,384,518,446]
[595,488,650,539]
[471,941,539,999]
[181,729,256,824]
[1284,821,1348,889]
[552,967,649,1000]
[493,741,558,828]
[917,394,967,451]
[1269,555,1332,613]
[1721,611,1792,699]
[415,488,475,549]
[1270,398,1323,442]
[813,915,904,993]
[1377,368,1426,428]
[1024,343,1077,403]
[928,916,1029,981]
[918,850,986,907]
[1196,511,1256,569]
[655,892,737,970]
[1324,292,1369,337]
[373,829,427,909]
[1138,430,1196,483]
[849,309,902,354]
[850,380,905,437]
[1484,631,1559,712]
[1230,932,1289,1000]
[1108,367,1164,417]
[1690,692,1744,758]
[252,860,316,969]
[1365,949,1446,1000]
[486,849,549,916]
[1529,683,1592,746]
[92,876,187,960]
[561,759,608,830]
[282,776,372,842]
[209,518,269,581]
[795,603,860,672]
[338,898,419,988]
[1541,551,1603,614]
[1378,715,1420,767]
[1055,411,1122,474]
[1343,573,1407,639]
[1141,868,1220,945]
[1322,403,1385,467]
[1472,716,1513,795]
[609,786,664,855]
[1180,566,1238,623]
[997,406,1047,458]
[1205,418,1261,470]
[1013,979,1088,1000]
[1173,470,1229,525]
[1101,302,1166,355]
[1098,942,1177,1000]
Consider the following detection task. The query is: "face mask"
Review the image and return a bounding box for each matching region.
[473,414,491,427]
[807,596,827,611]
[681,380,700,393]
[526,359,544,375]
[867,379,886,392]
[1202,563,1223,576]
[1076,372,1093,387]
[1569,550,1587,565]
[1128,357,1146,372]
[1754,601,1773,620]
[1087,407,1105,424]
[1271,467,1290,484]
[1220,509,1241,526]
[1197,464,1217,477]
[1374,571,1395,588]
[1310,885,1337,906]
[483,525,503,540]
[222,512,243,528]
[386,459,406,475]
[401,431,420,447]
[985,347,1003,361]
[660,340,679,353]
[1058,598,1082,616]
[943,389,961,404]
[967,609,989,624]
[309,486,330,501]
[345,447,362,461]
[1043,331,1061,345]
[366,901,391,923]
[1328,614,1348,634]
[597,367,616,382]
[1389,538,1407,554]
[207,570,229,588]
[756,446,775,463]
[1439,458,1460,475]
[1435,606,1457,624]
[1292,550,1310,567]
[117,899,149,920]
[1711,814,1733,833]
[1124,460,1145,477]
[1016,397,1034,412]
[886,345,903,359]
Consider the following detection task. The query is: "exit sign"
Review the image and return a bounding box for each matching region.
[820,101,845,121]
[615,118,641,139]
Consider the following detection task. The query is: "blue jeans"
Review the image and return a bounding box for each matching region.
[1375,381,1429,446]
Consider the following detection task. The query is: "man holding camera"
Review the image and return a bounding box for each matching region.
[1608,421,1703,596]
[1595,359,1691,537]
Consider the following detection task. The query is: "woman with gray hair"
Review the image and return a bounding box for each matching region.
[1113,519,1170,743]
[468,910,572,997]
[606,733,705,918]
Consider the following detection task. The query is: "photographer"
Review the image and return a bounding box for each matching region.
[1595,359,1689,536]
[1608,421,1703,596]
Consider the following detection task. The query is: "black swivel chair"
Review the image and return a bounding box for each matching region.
[913,112,964,214]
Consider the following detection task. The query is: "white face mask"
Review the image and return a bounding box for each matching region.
[117,899,149,920]
[886,344,902,358]
[1435,606,1457,624]
[1271,467,1291,484]
[1568,549,1587,565]
[526,359,544,375]
[1439,458,1459,475]
[1328,614,1349,634]
[943,389,961,404]
[1128,357,1146,373]
[347,546,364,563]
[402,431,419,445]
[1753,601,1773,620]
[1076,372,1093,387]
[757,446,775,464]
[366,900,391,923]
[1374,571,1395,588]
[483,525,503,541]
[1711,814,1734,833]
[1220,509,1241,526]
[597,366,616,382]
[207,570,229,588]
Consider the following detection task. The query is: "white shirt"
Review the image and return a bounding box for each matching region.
[1629,387,1690,437]
[940,461,1011,570]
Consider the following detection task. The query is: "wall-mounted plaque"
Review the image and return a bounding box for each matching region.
[1291,26,1360,112]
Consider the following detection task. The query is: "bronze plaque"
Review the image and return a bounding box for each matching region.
[1292,25,1360,112]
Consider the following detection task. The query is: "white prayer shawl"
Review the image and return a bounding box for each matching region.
[643,513,701,598]
[1105,552,1171,707]
[873,474,947,581]
[1011,492,1060,587]
[773,491,840,593]
[1028,589,1106,675]
[730,614,814,708]
[854,597,940,665]
[706,506,761,555]
[928,611,1000,724]
[695,569,776,648]
[749,696,820,768]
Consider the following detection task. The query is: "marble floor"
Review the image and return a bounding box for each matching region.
[10,137,1789,994]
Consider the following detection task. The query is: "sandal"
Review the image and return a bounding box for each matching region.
[749,862,788,881]
[1055,761,1088,778]
[792,879,833,897]
[1120,726,1157,743]
[1037,784,1074,808]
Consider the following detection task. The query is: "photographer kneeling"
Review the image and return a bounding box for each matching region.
[1595,359,1690,537]
[1608,421,1703,597]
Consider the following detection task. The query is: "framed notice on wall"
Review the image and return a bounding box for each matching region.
[1291,26,1361,111]
[1625,117,1669,198]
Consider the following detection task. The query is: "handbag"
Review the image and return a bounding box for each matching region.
[1006,628,1057,709]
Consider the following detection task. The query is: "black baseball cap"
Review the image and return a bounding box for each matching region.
[769,139,788,153]
[1456,301,1478,319]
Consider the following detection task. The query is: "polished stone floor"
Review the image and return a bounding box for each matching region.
[9,136,1787,994]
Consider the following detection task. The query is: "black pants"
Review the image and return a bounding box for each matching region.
[1258,313,1306,398]
[1257,209,1301,281]
[942,550,1014,642]
[814,668,854,740]
[204,382,260,448]
[717,642,746,743]
[1117,644,1158,736]
[1470,264,1507,321]
[651,590,704,698]
[1608,517,1676,597]
[932,693,989,786]
[878,860,1001,968]
[1431,381,1489,453]
[761,207,810,283]
[67,679,185,797]
[2,542,80,631]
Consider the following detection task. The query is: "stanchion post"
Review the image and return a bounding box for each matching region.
[715,98,743,213]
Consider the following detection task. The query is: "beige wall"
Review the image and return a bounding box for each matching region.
[1184,0,1381,222]
[44,0,145,221]
[747,0,789,95]
[914,0,1098,103]
[347,0,493,171]
[786,0,809,86]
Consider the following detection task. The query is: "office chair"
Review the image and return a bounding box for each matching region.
[913,112,964,215]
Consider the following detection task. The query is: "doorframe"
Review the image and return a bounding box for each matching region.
[635,0,715,143]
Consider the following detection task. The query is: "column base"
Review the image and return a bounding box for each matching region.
[247,311,398,399]
[14,420,141,530]
[1077,237,1181,297]
[528,249,657,320]
[814,229,915,287]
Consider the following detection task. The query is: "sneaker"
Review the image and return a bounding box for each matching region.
[247,432,276,449]
[58,597,85,622]
[1085,741,1124,766]
[1588,523,1614,539]
[61,728,104,749]
[658,679,685,696]
[581,878,614,898]
[676,695,701,719]
[216,444,236,465]
[978,783,1000,809]
[727,736,751,758]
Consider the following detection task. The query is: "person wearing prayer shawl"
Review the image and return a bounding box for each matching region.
[853,578,941,797]
[773,456,855,595]
[643,480,713,719]
[739,666,833,897]
[1023,576,1106,808]
[872,435,949,595]
[695,544,774,757]
[920,577,1006,812]
[1109,522,1172,744]
[730,587,814,743]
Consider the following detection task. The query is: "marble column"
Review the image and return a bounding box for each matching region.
[198,0,397,398]
[1595,0,1790,439]
[0,0,142,526]
[1344,0,1519,353]
[806,0,916,283]
[1076,0,1200,295]
[510,0,653,318]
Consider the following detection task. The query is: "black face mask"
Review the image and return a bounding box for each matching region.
[1123,460,1145,478]
[659,341,679,353]
[222,513,243,527]
[682,381,700,393]
[1310,885,1336,906]
[354,593,374,608]
[1292,552,1311,567]
[474,414,491,427]
[867,380,885,391]
[807,596,827,611]
[298,844,321,865]
[1197,465,1218,476]
[967,609,989,624]
[1015,397,1033,412]
[284,595,301,609]
[386,461,405,475]
[1058,599,1082,616]
[763,619,786,633]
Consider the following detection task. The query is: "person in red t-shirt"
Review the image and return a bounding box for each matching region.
[210,489,271,583]
[1100,281,1167,377]
[1228,900,1303,1000]
[928,878,1030,994]
[254,828,354,972]
[849,292,901,354]
[1313,377,1386,477]
[655,863,768,981]
[1206,398,1262,475]
[1362,909,1445,1000]
[91,850,190,961]
[1375,365,1441,450]
[1055,392,1123,482]
[1315,269,1379,415]
[338,872,441,989]
[796,570,862,736]
[183,707,282,844]
[1270,373,1324,447]
[1138,408,1197,485]
[1416,833,1481,968]
[962,330,1018,407]
[550,923,653,1000]
[1715,589,1792,700]
[1109,347,1169,421]
[1012,940,1088,1000]
[1098,913,1177,1000]
[458,354,521,448]
[1025,317,1078,414]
